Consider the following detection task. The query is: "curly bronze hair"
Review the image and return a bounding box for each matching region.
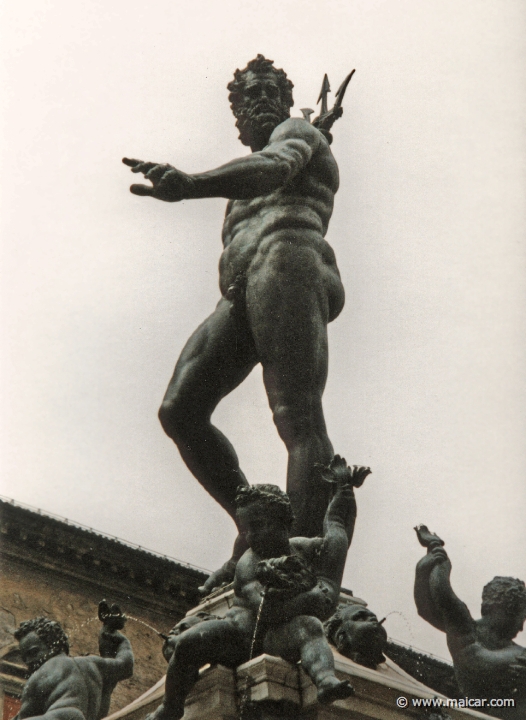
[227,55,294,146]
[235,484,294,529]
[323,605,387,668]
[15,617,69,656]
[227,55,294,117]
[481,576,526,617]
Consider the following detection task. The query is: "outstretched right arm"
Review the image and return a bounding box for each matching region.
[123,118,324,202]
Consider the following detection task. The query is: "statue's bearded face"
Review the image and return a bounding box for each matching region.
[234,71,291,149]
[18,631,57,675]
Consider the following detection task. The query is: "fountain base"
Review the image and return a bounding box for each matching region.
[105,589,495,720]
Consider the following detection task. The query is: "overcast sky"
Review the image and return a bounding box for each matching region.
[1,0,525,660]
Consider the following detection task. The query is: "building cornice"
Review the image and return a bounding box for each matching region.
[0,499,208,618]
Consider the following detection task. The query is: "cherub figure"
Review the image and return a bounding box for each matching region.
[415,526,526,719]
[14,601,133,720]
[147,458,370,719]
[160,613,218,664]
[324,604,387,669]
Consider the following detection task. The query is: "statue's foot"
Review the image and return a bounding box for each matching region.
[317,677,354,705]
[145,702,185,720]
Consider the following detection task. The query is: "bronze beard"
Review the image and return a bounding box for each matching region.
[233,97,291,148]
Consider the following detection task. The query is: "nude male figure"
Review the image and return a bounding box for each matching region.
[123,55,347,587]
[415,526,526,719]
[14,603,133,720]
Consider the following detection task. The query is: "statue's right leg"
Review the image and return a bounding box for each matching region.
[264,616,354,705]
[163,618,250,720]
[158,297,258,520]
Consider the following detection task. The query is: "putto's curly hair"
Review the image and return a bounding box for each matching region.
[323,605,386,668]
[227,55,294,117]
[15,617,69,656]
[323,607,346,642]
[481,577,526,617]
[235,484,294,529]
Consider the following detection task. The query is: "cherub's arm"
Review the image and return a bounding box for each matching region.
[91,601,133,719]
[414,543,474,638]
[96,629,133,679]
[428,550,474,638]
[123,119,322,202]
[268,459,370,622]
[322,458,371,543]
[319,457,371,577]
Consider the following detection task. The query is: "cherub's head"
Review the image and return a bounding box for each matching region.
[227,55,293,149]
[481,576,526,639]
[324,604,387,669]
[15,618,69,674]
[235,484,293,557]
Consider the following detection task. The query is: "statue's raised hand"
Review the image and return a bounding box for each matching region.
[319,455,371,488]
[415,545,451,578]
[98,599,126,631]
[123,158,195,202]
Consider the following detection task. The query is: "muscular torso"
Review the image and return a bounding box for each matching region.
[448,626,526,717]
[20,656,105,720]
[452,635,526,687]
[218,119,344,319]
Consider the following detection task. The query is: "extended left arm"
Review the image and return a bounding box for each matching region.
[269,461,370,622]
[321,457,371,547]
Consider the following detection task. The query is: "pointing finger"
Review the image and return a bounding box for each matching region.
[122,157,142,167]
[131,162,158,175]
[130,183,155,196]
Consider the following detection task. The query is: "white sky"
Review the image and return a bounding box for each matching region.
[1,0,525,660]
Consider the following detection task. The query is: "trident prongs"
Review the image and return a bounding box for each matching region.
[312,69,356,141]
[332,69,355,115]
[317,74,331,116]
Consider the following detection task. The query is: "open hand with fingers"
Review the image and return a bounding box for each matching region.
[319,455,371,489]
[122,158,195,202]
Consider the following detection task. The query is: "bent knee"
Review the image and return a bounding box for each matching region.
[296,615,324,632]
[272,397,323,442]
[158,400,182,438]
[172,631,201,663]
[158,398,205,441]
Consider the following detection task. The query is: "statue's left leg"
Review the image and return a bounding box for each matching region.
[246,244,341,537]
[264,616,354,704]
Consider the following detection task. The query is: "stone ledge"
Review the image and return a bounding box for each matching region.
[108,652,497,720]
